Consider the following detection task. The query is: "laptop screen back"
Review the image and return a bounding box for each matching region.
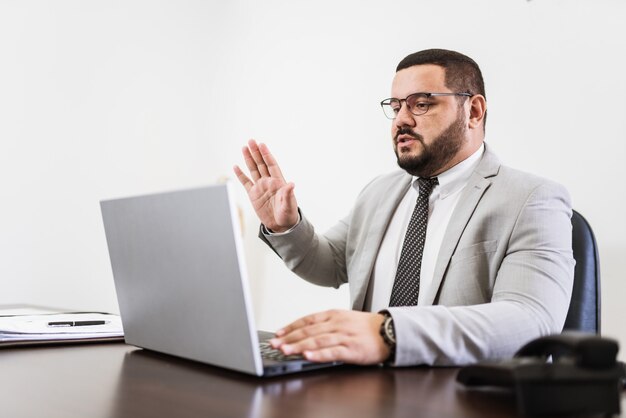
[101,183,263,375]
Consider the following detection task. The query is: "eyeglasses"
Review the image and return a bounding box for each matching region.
[380,92,472,119]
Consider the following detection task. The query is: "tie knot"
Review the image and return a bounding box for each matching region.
[417,177,438,196]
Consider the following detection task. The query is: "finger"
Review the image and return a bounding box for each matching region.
[276,183,298,223]
[248,139,271,178]
[275,310,333,337]
[242,145,262,182]
[258,142,286,182]
[232,165,254,192]
[303,346,351,363]
[273,320,335,348]
[280,332,342,355]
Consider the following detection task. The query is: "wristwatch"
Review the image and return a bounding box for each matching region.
[379,312,396,363]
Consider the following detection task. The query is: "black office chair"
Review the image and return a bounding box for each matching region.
[562,210,601,334]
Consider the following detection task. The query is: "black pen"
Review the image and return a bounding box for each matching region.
[47,320,108,327]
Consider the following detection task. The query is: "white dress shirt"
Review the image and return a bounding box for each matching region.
[365,144,485,312]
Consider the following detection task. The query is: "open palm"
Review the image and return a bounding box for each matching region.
[233,140,299,232]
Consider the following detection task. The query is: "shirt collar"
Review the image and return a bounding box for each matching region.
[412,143,485,199]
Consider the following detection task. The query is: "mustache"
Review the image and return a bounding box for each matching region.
[395,127,424,143]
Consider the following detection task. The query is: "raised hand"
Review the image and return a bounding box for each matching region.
[233,140,299,232]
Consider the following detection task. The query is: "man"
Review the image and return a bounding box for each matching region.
[233,49,574,366]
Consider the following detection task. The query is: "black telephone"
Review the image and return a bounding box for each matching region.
[457,332,625,416]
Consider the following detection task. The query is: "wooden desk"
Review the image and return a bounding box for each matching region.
[0,343,623,418]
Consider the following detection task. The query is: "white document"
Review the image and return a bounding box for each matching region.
[0,312,124,345]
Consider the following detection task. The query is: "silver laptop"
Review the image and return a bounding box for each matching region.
[100,183,339,376]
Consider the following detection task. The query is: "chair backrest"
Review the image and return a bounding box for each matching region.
[562,210,601,333]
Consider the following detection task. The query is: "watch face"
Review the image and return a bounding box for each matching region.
[385,317,396,344]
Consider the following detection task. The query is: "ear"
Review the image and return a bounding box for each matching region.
[467,94,486,130]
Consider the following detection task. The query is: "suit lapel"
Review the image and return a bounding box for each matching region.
[422,146,501,305]
[351,174,412,310]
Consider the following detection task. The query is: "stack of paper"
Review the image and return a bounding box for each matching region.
[0,312,124,347]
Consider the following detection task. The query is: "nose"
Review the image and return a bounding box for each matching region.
[394,101,416,130]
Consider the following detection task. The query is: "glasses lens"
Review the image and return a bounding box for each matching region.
[381,99,400,119]
[406,93,430,116]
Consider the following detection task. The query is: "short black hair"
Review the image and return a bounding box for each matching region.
[396,49,486,99]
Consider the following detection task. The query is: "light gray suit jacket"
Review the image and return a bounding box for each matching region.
[262,145,575,366]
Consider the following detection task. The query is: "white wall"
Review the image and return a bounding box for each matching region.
[1,0,625,359]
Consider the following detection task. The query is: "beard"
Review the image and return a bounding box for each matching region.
[394,111,467,178]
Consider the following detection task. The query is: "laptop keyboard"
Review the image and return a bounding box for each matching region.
[259,341,304,362]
